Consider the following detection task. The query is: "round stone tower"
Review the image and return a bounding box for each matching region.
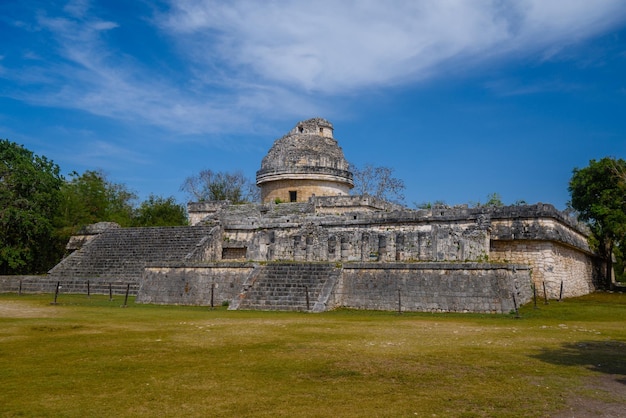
[256,118,354,203]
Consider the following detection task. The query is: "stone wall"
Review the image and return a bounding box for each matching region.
[0,275,139,296]
[136,263,254,305]
[259,178,352,203]
[191,201,596,292]
[490,240,595,298]
[0,261,543,314]
[220,209,492,263]
[311,195,405,214]
[133,261,532,313]
[239,221,490,263]
[488,205,597,297]
[187,201,231,226]
[38,200,599,312]
[334,263,532,313]
[0,276,53,293]
[490,214,590,252]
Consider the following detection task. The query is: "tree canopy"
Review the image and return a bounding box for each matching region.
[0,139,63,274]
[57,170,137,230]
[1,141,189,274]
[351,164,405,204]
[181,169,259,203]
[57,170,188,232]
[133,195,188,227]
[569,157,626,285]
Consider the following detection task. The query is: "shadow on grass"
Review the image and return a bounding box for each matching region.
[531,340,626,385]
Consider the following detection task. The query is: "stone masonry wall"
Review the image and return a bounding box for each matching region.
[133,262,531,313]
[490,240,595,298]
[334,263,532,313]
[232,219,490,264]
[311,195,405,214]
[490,216,590,252]
[260,178,351,203]
[136,263,254,306]
[0,275,139,296]
[36,201,596,312]
[198,201,595,295]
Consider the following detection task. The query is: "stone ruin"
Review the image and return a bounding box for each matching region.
[3,118,603,313]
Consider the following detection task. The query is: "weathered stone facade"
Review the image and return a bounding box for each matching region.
[133,261,531,314]
[256,118,353,203]
[17,117,602,313]
[182,196,596,301]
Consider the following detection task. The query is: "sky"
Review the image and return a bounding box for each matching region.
[1,0,626,210]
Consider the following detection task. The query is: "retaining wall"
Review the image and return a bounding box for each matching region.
[136,263,254,306]
[134,262,531,313]
[490,240,596,298]
[2,261,534,314]
[335,263,532,313]
[0,275,139,296]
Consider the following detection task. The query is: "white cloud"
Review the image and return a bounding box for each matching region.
[3,0,626,138]
[10,8,252,135]
[63,0,91,18]
[161,0,626,92]
[73,139,148,167]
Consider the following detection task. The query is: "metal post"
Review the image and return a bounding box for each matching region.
[305,286,310,311]
[512,292,520,319]
[543,282,549,305]
[558,280,564,302]
[397,289,402,315]
[18,280,22,296]
[532,283,538,309]
[87,280,90,298]
[122,283,130,308]
[210,283,214,309]
[51,281,60,305]
[109,283,113,301]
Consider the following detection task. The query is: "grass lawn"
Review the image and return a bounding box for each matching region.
[1,292,625,417]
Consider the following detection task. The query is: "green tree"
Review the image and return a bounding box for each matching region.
[181,170,258,203]
[484,193,504,207]
[0,140,63,274]
[56,170,137,237]
[351,164,405,204]
[133,195,188,227]
[569,157,626,286]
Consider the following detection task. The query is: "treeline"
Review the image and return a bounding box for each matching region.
[569,157,626,285]
[1,139,187,275]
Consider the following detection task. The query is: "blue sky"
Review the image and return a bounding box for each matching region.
[1,0,625,210]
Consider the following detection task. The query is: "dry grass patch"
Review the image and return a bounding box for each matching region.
[0,299,59,318]
[0,292,625,417]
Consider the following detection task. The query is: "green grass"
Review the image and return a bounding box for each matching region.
[1,292,625,417]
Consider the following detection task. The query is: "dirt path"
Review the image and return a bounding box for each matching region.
[552,374,626,417]
[0,300,58,318]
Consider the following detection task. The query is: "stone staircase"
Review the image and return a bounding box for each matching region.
[48,226,218,281]
[233,263,341,312]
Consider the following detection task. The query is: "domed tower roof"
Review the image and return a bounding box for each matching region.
[256,118,354,203]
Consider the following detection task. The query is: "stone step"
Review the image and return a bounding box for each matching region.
[236,263,340,312]
[48,226,216,281]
